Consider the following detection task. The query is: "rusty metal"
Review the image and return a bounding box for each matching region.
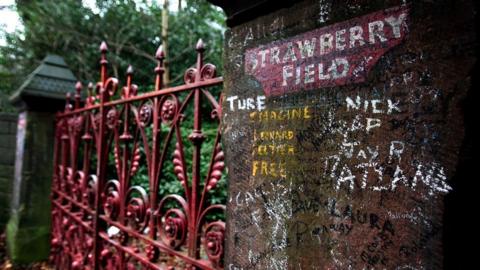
[50,39,225,270]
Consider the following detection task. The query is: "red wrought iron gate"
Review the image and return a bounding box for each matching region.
[50,39,225,269]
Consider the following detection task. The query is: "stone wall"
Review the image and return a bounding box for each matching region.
[221,0,476,269]
[0,113,17,229]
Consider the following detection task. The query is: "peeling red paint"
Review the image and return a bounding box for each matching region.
[245,5,409,96]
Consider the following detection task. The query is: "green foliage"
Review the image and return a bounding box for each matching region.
[1,1,227,210]
[0,0,225,93]
[129,118,227,210]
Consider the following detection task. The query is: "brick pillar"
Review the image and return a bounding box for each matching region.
[214,0,476,269]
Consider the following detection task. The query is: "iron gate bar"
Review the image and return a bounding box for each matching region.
[50,39,225,270]
[57,78,223,117]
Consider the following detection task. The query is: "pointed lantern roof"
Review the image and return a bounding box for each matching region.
[9,55,77,107]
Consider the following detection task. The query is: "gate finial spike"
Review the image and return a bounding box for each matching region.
[100,41,108,52]
[126,65,134,75]
[156,45,165,60]
[65,92,72,111]
[196,38,205,52]
[87,82,94,105]
[75,81,83,93]
[87,82,94,97]
[74,82,82,108]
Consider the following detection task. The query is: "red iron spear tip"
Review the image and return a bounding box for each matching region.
[100,41,108,52]
[196,39,205,52]
[156,45,165,60]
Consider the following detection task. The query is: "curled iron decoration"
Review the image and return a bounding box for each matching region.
[138,102,153,127]
[204,91,222,121]
[201,63,217,80]
[122,83,138,98]
[210,105,221,122]
[106,108,119,129]
[160,96,179,124]
[125,186,149,233]
[157,195,189,249]
[184,68,197,84]
[104,77,120,100]
[92,112,102,133]
[161,208,187,249]
[85,174,98,208]
[67,115,84,137]
[103,179,121,220]
[197,204,226,268]
[203,221,225,267]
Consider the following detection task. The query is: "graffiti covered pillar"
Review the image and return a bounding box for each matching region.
[212,0,476,269]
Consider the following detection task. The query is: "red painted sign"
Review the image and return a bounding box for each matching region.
[245,6,409,97]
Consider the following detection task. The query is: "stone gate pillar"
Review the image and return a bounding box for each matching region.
[0,113,17,229]
[6,55,77,264]
[211,0,476,269]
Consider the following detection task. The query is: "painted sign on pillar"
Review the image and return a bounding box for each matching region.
[245,6,408,96]
[222,1,474,269]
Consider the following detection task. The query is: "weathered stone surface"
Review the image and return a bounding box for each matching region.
[0,147,15,166]
[221,0,475,269]
[5,54,76,265]
[6,111,55,264]
[0,113,17,229]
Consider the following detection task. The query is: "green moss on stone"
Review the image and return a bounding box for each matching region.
[7,210,51,264]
